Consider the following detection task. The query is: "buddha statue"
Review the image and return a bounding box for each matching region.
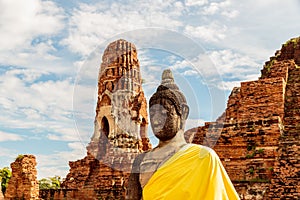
[126,69,239,200]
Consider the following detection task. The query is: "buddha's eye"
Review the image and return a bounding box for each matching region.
[150,104,166,115]
[149,109,157,116]
[161,109,168,114]
[150,109,168,117]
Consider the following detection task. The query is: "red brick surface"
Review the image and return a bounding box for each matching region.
[5,155,39,200]
[50,39,152,200]
[186,37,300,199]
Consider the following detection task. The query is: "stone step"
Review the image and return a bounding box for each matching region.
[283,123,300,129]
[287,82,300,85]
[285,94,300,98]
[285,98,300,103]
[284,115,300,120]
[283,124,300,129]
[285,95,300,100]
[284,129,300,135]
[285,118,298,123]
[279,140,300,145]
[279,152,300,157]
[283,122,300,126]
[288,74,300,79]
[286,84,300,89]
[279,135,300,141]
[286,80,300,84]
[284,112,300,116]
[283,116,300,121]
[288,68,300,74]
[288,72,300,77]
[278,150,300,155]
[287,71,300,76]
[284,113,300,117]
[284,107,300,112]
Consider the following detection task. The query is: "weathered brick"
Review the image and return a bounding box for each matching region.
[186,36,300,199]
[5,155,39,200]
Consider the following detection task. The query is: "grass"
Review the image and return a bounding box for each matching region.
[15,154,24,161]
[283,37,300,48]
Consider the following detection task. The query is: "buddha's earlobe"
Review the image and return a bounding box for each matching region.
[177,117,181,130]
[181,105,189,120]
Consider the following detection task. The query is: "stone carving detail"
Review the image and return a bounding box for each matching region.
[186,37,300,199]
[88,39,151,158]
[5,155,39,200]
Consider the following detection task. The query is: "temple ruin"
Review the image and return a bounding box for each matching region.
[40,39,152,199]
[186,37,300,199]
[5,155,39,200]
[4,38,299,199]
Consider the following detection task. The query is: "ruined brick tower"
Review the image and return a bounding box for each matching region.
[87,39,151,159]
[5,155,39,200]
[186,37,300,199]
[60,39,151,199]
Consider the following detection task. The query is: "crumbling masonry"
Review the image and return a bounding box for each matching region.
[42,39,152,200]
[5,155,39,200]
[186,37,300,199]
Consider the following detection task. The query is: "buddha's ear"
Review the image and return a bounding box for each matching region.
[181,104,189,120]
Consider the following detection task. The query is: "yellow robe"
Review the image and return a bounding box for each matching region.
[143,144,240,200]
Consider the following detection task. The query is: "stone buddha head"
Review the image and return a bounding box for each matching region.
[149,69,189,141]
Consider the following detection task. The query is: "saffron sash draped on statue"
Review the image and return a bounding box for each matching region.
[143,144,240,200]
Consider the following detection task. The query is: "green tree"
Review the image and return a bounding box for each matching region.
[0,167,12,194]
[39,178,51,189]
[50,176,61,188]
[39,176,61,189]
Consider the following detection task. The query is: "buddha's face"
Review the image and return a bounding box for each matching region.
[149,98,181,141]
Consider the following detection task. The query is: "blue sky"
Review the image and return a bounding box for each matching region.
[0,0,300,179]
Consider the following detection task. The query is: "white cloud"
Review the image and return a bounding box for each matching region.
[183,69,199,76]
[185,118,205,130]
[0,147,19,169]
[172,59,190,70]
[209,49,260,78]
[0,68,94,142]
[185,0,208,7]
[0,0,70,74]
[221,10,239,18]
[36,142,86,179]
[203,0,232,14]
[3,68,45,83]
[61,1,184,56]
[138,49,176,97]
[184,23,227,43]
[209,49,261,91]
[0,0,65,51]
[0,130,24,142]
[202,2,220,15]
[171,53,219,78]
[0,147,16,158]
[214,0,300,60]
[167,48,261,92]
[217,81,241,91]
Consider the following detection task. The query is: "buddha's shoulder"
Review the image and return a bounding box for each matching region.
[182,143,219,158]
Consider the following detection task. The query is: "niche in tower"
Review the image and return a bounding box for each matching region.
[98,116,110,158]
[140,118,147,150]
[101,117,109,137]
